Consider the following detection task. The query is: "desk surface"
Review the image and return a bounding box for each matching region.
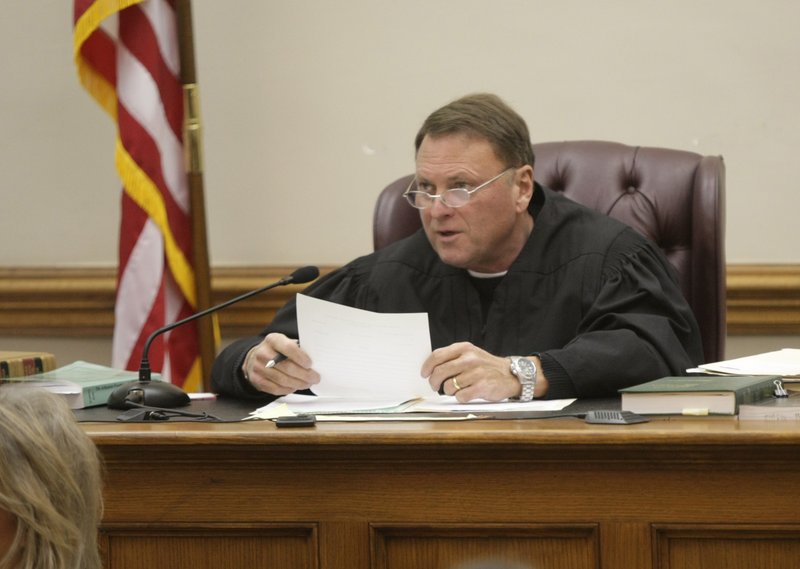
[78,393,796,431]
[79,396,800,445]
[84,401,800,569]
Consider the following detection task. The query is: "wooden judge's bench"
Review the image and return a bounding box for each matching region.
[80,402,800,569]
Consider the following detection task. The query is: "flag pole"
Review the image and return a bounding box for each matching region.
[175,0,217,391]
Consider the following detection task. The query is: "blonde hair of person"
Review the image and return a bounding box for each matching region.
[0,386,103,569]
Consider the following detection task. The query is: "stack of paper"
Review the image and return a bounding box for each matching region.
[693,349,800,382]
[249,394,576,421]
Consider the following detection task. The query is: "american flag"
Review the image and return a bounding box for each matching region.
[73,0,206,391]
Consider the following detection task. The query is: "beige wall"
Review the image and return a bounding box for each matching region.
[2,1,799,267]
[1,2,798,364]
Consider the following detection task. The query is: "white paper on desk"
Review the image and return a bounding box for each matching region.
[314,414,481,422]
[296,295,433,399]
[694,348,800,381]
[250,393,575,420]
[413,395,576,412]
[253,393,421,417]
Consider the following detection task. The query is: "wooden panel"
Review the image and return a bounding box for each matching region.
[653,524,800,569]
[320,522,370,569]
[600,522,652,569]
[2,264,800,336]
[100,523,318,569]
[84,416,800,569]
[371,524,599,569]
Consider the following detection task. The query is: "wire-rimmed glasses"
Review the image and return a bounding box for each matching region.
[403,167,515,209]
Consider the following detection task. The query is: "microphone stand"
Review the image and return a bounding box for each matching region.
[106,266,319,410]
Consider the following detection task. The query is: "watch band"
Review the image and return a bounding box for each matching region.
[519,378,535,402]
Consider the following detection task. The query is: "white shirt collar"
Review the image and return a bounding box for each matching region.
[467,269,508,279]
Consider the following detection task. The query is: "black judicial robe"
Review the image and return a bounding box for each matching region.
[212,185,703,402]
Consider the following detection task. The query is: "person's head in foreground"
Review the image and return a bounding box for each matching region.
[0,386,103,569]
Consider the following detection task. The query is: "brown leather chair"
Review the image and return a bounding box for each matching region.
[372,140,726,363]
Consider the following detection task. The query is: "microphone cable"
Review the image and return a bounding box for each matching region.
[115,402,222,422]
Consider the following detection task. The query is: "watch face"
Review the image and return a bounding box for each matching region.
[512,357,536,383]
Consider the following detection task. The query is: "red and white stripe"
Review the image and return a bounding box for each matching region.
[74,0,201,390]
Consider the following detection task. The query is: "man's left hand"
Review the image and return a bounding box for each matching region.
[422,342,520,402]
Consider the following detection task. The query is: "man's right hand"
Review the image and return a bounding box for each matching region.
[242,333,320,396]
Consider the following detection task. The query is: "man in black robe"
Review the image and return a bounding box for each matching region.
[212,93,703,403]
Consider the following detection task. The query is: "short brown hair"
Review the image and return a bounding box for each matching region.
[414,93,535,167]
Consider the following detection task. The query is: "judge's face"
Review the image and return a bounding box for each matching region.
[415,133,533,273]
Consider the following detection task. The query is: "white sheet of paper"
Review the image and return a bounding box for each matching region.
[313,414,480,422]
[413,395,576,412]
[296,294,433,399]
[253,393,421,417]
[695,348,800,380]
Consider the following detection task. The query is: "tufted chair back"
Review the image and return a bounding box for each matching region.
[372,140,726,363]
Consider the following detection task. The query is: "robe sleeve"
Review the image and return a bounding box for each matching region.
[543,229,704,399]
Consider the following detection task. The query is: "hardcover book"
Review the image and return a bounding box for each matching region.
[619,375,779,415]
[0,351,57,378]
[3,360,162,409]
[738,391,800,421]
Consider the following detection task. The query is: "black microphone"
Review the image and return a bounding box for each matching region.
[106,265,320,410]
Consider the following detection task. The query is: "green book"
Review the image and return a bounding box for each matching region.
[619,375,779,415]
[3,360,162,409]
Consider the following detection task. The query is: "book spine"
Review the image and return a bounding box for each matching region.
[38,354,57,373]
[0,353,57,378]
[3,359,22,379]
[735,380,777,411]
[22,357,42,375]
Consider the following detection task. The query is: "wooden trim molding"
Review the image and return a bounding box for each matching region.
[0,266,328,338]
[726,264,800,334]
[1,264,799,337]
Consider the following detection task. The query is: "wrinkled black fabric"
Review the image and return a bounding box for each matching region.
[212,185,703,403]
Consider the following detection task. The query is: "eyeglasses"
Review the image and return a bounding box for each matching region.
[403,167,515,209]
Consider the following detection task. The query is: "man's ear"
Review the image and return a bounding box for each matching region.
[515,165,534,211]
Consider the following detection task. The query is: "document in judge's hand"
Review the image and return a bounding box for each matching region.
[296,294,433,400]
